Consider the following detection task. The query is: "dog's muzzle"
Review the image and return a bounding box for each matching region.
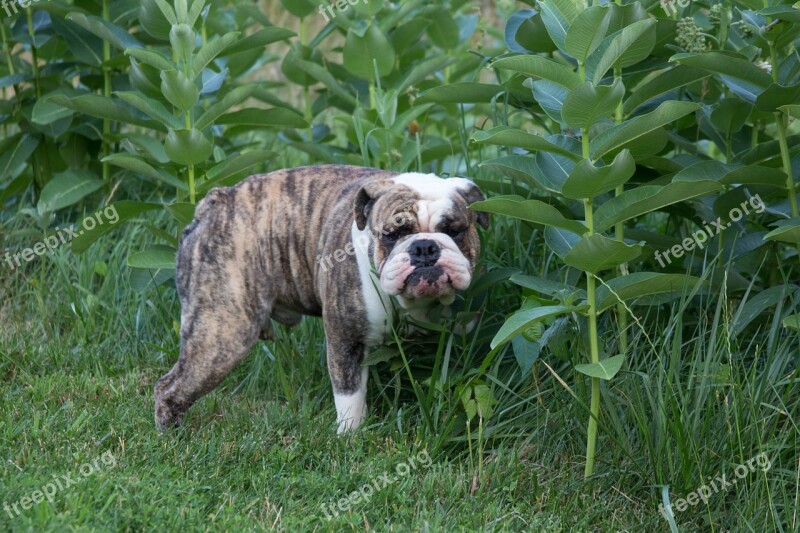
[380,234,472,300]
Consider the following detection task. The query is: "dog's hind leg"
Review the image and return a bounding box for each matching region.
[154,198,269,431]
[154,302,266,431]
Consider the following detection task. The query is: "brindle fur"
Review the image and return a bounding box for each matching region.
[154,165,485,431]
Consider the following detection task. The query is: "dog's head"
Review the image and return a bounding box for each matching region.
[353,173,489,305]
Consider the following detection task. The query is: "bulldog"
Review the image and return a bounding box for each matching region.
[154,165,488,433]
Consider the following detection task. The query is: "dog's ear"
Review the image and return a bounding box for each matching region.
[459,181,490,229]
[354,180,395,231]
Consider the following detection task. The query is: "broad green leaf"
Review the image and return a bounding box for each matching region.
[755,82,800,112]
[343,24,396,81]
[32,97,73,126]
[37,169,103,214]
[531,80,570,124]
[72,201,161,253]
[164,128,213,166]
[565,6,610,63]
[471,127,580,160]
[66,13,143,50]
[187,0,207,26]
[140,0,173,39]
[622,66,710,114]
[545,226,582,258]
[590,100,700,159]
[539,0,581,53]
[710,98,752,135]
[291,59,358,106]
[160,70,199,112]
[170,24,195,60]
[199,150,277,193]
[279,0,316,17]
[129,265,175,292]
[102,153,187,191]
[783,313,800,331]
[0,135,39,180]
[592,19,656,84]
[163,202,195,225]
[49,94,161,130]
[471,196,587,234]
[764,218,800,244]
[427,8,461,49]
[670,52,772,102]
[672,161,786,187]
[594,180,722,233]
[562,79,624,129]
[416,83,504,104]
[505,9,557,54]
[115,92,184,129]
[195,85,257,129]
[596,272,706,313]
[125,48,174,71]
[490,304,585,349]
[511,273,586,299]
[491,55,580,89]
[561,149,635,199]
[50,15,103,66]
[575,354,624,380]
[512,336,541,375]
[758,5,800,23]
[191,32,240,79]
[220,27,295,56]
[216,108,308,128]
[733,285,798,334]
[563,234,642,273]
[480,153,573,194]
[396,56,458,94]
[128,245,177,269]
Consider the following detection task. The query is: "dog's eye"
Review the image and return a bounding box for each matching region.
[383,227,411,244]
[444,227,466,240]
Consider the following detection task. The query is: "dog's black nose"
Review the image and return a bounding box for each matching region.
[409,239,440,267]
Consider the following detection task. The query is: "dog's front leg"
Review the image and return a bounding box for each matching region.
[324,330,369,433]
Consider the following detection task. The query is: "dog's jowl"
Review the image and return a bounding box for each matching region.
[154,165,488,433]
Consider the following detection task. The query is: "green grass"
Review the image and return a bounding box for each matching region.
[1,202,798,532]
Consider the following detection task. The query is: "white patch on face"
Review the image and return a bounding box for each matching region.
[352,222,393,346]
[334,367,368,434]
[391,173,475,231]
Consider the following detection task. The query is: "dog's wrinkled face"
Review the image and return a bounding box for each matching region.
[353,173,489,306]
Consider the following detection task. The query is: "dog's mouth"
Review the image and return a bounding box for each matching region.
[403,266,453,299]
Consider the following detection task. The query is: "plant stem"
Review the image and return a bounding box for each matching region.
[102,0,111,185]
[584,270,601,478]
[613,62,628,354]
[581,123,601,479]
[769,44,799,220]
[188,164,196,204]
[25,9,40,99]
[26,7,47,188]
[775,113,799,218]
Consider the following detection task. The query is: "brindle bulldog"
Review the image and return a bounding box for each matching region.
[154,165,488,433]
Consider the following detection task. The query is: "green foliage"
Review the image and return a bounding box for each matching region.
[464,0,800,480]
